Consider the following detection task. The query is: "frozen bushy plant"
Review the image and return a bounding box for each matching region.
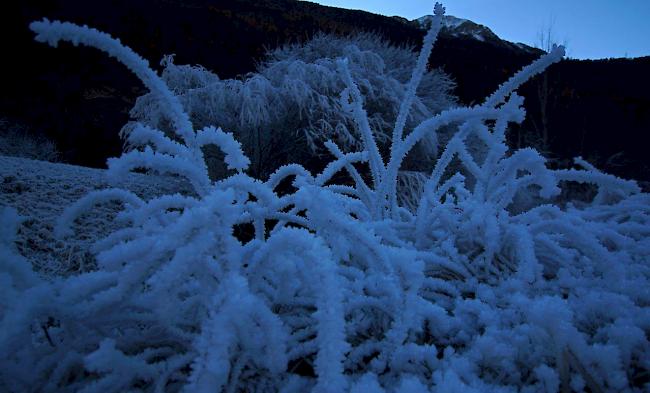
[127,31,456,178]
[0,118,59,162]
[2,4,649,392]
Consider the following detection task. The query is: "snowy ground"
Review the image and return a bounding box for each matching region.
[0,155,191,277]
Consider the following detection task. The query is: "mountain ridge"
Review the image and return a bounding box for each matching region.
[0,0,648,183]
[415,14,540,55]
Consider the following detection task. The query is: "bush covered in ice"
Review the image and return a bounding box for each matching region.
[1,4,649,392]
[0,118,60,162]
[127,31,456,179]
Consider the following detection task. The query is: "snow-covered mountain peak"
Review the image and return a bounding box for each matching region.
[415,14,498,43]
[440,15,470,29]
[413,14,540,54]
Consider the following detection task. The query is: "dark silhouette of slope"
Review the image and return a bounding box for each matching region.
[1,0,648,184]
[517,57,650,185]
[0,0,428,167]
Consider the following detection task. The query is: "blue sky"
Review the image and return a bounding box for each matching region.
[304,0,650,59]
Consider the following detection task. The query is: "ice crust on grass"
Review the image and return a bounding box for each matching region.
[1,3,649,392]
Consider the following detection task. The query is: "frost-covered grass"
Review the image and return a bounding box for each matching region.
[1,3,649,392]
[0,155,191,277]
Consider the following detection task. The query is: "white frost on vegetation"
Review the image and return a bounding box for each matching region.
[128,29,457,180]
[1,3,649,392]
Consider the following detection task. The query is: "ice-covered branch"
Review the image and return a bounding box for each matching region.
[107,147,211,195]
[316,151,368,186]
[194,126,250,172]
[381,102,525,217]
[337,58,385,190]
[390,2,445,150]
[54,189,144,238]
[30,19,196,146]
[484,44,565,108]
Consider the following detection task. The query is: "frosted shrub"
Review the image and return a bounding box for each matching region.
[0,118,59,162]
[127,32,456,178]
[1,4,649,392]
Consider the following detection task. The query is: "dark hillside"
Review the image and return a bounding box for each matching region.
[0,0,425,167]
[515,57,650,183]
[1,0,648,185]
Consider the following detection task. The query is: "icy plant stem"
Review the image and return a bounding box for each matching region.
[387,3,445,216]
[29,19,196,146]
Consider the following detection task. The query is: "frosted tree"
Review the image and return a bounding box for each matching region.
[1,3,648,392]
[127,32,457,179]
